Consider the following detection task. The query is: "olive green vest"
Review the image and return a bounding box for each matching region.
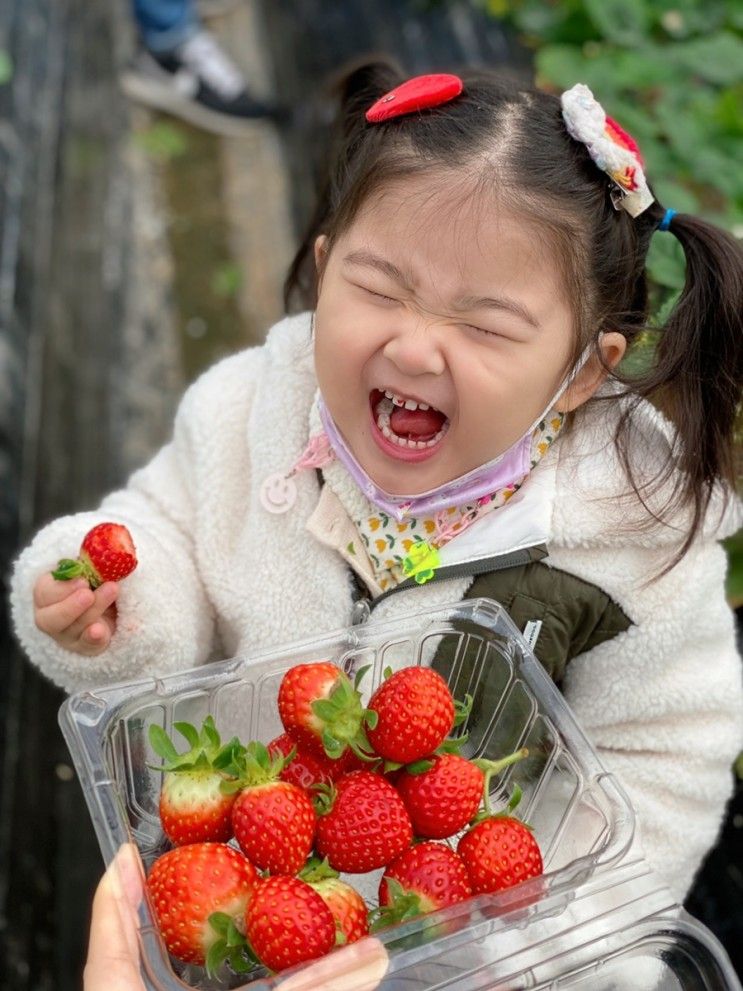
[367,545,632,686]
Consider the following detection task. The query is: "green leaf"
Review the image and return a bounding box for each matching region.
[649,179,699,216]
[364,708,379,730]
[312,699,339,722]
[0,51,13,85]
[50,558,84,581]
[210,262,242,299]
[584,0,650,47]
[205,939,227,977]
[148,725,180,764]
[536,44,609,94]
[353,664,371,690]
[646,234,686,290]
[406,759,434,776]
[201,716,221,749]
[671,32,743,86]
[133,121,189,162]
[174,721,200,750]
[208,912,232,937]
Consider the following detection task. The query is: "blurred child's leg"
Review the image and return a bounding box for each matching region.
[131,0,200,54]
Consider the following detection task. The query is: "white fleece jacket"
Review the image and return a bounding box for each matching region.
[11,313,743,904]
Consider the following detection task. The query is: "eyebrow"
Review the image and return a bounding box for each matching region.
[343,250,414,288]
[343,249,540,329]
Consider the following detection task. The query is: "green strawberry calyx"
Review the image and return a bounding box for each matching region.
[51,554,100,588]
[222,739,295,794]
[147,715,245,792]
[310,666,377,761]
[298,856,339,884]
[206,911,258,977]
[369,877,431,933]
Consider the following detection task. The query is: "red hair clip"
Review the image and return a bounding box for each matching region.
[366,73,464,123]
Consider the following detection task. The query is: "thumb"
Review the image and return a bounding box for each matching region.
[84,845,145,991]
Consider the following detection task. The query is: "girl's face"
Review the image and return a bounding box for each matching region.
[314,175,610,495]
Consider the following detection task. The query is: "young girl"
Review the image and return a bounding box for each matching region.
[12,62,743,907]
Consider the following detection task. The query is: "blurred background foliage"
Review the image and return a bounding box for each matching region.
[479,0,743,601]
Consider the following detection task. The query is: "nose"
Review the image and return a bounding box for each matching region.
[382,312,446,377]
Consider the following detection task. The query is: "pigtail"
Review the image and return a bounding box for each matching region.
[619,208,743,566]
[284,56,405,311]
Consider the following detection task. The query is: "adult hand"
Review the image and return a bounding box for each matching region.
[33,572,118,655]
[276,936,389,991]
[84,844,146,991]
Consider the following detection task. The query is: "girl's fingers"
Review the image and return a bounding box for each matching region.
[35,584,97,636]
[34,572,89,608]
[64,584,119,642]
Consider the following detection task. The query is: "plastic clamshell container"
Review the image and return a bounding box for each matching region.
[59,597,741,990]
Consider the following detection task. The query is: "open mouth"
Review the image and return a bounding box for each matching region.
[369,389,450,459]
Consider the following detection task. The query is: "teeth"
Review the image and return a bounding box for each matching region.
[380,389,435,413]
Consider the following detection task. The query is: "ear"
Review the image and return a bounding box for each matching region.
[553,332,627,413]
[314,235,329,274]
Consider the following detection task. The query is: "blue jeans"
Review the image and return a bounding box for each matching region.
[132,0,200,53]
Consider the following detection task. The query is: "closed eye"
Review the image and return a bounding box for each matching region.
[464,323,503,339]
[358,285,398,304]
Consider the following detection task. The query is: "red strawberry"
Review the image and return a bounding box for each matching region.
[396,754,484,839]
[366,667,460,764]
[278,661,375,760]
[373,842,472,930]
[148,715,244,845]
[52,521,137,588]
[245,875,336,972]
[267,732,357,789]
[300,858,370,944]
[396,749,527,840]
[315,770,412,873]
[146,842,258,972]
[230,741,316,875]
[458,815,543,894]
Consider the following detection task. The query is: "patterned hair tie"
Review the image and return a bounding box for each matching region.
[561,83,654,219]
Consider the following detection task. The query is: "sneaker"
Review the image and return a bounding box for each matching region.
[120,30,274,136]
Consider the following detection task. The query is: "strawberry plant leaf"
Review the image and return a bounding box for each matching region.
[364,708,379,730]
[353,664,371,690]
[383,666,393,680]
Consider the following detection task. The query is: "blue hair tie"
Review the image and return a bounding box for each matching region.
[657,208,677,232]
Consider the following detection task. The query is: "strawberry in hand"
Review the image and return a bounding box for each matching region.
[52,522,137,589]
[148,715,245,846]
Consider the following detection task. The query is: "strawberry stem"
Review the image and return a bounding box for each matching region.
[473,748,529,818]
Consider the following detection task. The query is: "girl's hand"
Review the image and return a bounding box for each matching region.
[33,573,119,655]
